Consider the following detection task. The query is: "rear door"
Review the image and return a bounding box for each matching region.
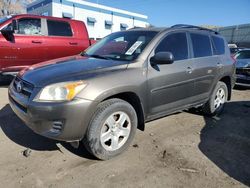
[189,32,219,102]
[0,17,46,72]
[43,19,81,60]
[147,32,196,116]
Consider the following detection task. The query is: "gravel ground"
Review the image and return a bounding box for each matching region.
[0,85,249,188]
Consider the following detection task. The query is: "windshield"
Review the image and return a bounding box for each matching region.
[83,30,158,61]
[0,16,12,25]
[235,50,250,59]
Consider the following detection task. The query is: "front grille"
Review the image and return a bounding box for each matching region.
[13,77,34,98]
[236,68,250,76]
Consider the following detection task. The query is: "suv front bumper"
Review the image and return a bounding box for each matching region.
[236,68,250,87]
[8,82,97,142]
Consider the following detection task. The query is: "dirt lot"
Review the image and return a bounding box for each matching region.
[0,85,249,188]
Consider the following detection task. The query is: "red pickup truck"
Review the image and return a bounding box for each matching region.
[0,14,92,78]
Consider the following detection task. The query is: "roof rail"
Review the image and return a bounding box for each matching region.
[171,24,219,34]
[128,27,144,30]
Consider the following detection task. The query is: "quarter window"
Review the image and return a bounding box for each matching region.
[212,36,225,55]
[155,33,188,61]
[190,33,212,58]
[47,20,72,36]
[17,18,41,35]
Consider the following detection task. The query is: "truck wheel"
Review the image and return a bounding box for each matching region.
[203,81,228,116]
[83,98,137,160]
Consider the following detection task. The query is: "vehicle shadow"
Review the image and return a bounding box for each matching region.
[0,82,10,88]
[234,85,250,90]
[191,101,250,186]
[0,104,95,159]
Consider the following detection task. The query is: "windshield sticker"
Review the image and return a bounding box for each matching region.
[125,41,143,55]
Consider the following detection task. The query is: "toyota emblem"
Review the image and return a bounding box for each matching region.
[16,81,23,93]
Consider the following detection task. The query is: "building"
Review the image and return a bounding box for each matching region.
[27,0,148,39]
[216,24,250,48]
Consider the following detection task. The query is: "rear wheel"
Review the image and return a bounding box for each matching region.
[83,98,137,160]
[203,81,228,116]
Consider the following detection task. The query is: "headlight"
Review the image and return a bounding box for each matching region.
[35,81,87,102]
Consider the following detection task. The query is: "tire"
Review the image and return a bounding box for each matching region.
[203,81,228,116]
[83,98,137,160]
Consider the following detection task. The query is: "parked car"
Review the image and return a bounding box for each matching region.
[234,49,250,86]
[9,25,235,160]
[230,47,245,55]
[0,14,92,81]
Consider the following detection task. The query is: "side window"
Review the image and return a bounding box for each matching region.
[212,36,225,55]
[47,20,72,37]
[190,33,212,58]
[155,33,188,61]
[17,18,41,35]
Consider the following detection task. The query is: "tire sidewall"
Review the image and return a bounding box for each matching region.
[209,82,228,115]
[85,99,137,160]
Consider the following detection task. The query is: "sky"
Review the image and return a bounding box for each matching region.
[86,0,250,27]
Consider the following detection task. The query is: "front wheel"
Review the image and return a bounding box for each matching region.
[203,81,228,116]
[83,98,137,160]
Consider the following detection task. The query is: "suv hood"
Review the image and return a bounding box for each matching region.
[236,59,250,68]
[19,55,129,87]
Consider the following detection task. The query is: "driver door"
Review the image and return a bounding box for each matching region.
[147,32,196,116]
[0,17,46,72]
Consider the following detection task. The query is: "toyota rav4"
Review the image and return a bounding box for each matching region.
[9,25,236,160]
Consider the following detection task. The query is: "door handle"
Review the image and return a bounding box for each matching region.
[217,62,223,68]
[69,42,78,45]
[186,67,193,74]
[32,40,42,44]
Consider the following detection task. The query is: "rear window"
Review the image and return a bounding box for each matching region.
[191,33,212,58]
[47,20,72,36]
[212,36,225,55]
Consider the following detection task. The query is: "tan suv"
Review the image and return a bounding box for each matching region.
[9,25,236,160]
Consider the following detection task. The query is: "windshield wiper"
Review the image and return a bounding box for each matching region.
[81,52,112,60]
[89,54,111,60]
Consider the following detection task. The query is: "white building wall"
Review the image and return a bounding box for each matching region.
[73,7,113,39]
[28,0,148,39]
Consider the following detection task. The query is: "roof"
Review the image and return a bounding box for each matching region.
[129,27,167,32]
[129,25,219,34]
[10,14,82,23]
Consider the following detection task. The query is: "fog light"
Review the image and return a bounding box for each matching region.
[50,120,64,134]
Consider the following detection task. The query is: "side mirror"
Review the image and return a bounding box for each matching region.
[0,19,17,42]
[150,52,174,65]
[1,29,14,42]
